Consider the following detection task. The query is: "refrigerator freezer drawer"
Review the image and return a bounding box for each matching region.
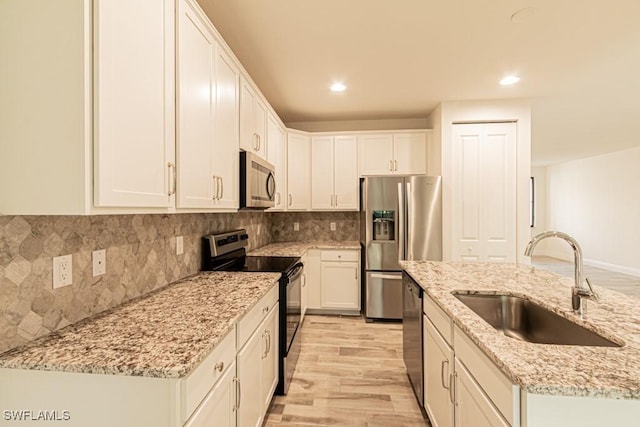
[365,271,403,320]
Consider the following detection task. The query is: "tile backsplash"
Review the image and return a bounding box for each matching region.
[0,212,271,353]
[269,211,359,242]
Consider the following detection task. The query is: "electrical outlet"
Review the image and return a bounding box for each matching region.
[330,222,336,231]
[53,255,72,289]
[92,249,106,277]
[176,236,184,255]
[293,222,300,231]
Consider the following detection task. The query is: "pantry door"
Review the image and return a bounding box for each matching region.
[451,122,517,262]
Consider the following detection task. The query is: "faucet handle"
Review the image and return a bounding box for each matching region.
[584,277,600,302]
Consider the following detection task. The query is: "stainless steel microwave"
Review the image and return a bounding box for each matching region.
[239,151,276,209]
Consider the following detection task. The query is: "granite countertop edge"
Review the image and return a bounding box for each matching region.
[248,241,360,257]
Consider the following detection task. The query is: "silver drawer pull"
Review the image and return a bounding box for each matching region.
[263,305,269,313]
[214,361,224,373]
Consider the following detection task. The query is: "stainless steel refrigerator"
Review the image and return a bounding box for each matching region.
[360,176,442,320]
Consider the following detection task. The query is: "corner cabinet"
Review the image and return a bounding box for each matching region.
[286,131,312,210]
[358,132,427,176]
[311,136,358,210]
[176,0,239,210]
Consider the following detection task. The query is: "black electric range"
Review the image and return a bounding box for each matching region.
[201,229,303,395]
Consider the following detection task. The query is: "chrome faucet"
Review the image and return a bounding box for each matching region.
[524,231,599,317]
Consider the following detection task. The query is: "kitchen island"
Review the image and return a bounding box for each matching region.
[0,271,280,426]
[402,260,640,426]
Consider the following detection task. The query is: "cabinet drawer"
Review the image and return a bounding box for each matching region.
[321,250,359,262]
[238,284,278,349]
[182,328,236,422]
[454,324,517,425]
[423,294,453,346]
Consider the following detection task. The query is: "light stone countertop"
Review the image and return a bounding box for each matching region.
[248,241,360,257]
[401,261,640,400]
[0,272,280,379]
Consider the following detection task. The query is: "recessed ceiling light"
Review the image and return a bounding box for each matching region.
[500,75,520,86]
[330,82,346,92]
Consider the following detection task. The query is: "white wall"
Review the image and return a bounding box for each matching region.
[530,166,552,252]
[432,99,532,263]
[544,146,640,275]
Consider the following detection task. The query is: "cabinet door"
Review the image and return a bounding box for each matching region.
[267,117,287,210]
[358,134,393,176]
[454,359,509,427]
[286,133,311,210]
[239,78,256,152]
[333,136,358,210]
[94,0,174,207]
[393,133,427,175]
[305,250,322,310]
[301,269,308,322]
[176,0,215,208]
[260,304,279,412]
[185,361,237,427]
[424,315,454,427]
[213,46,240,209]
[254,99,268,159]
[320,261,359,309]
[237,325,263,427]
[311,136,335,210]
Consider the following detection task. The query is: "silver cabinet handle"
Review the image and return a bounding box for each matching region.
[388,160,393,171]
[449,372,456,404]
[354,267,358,280]
[232,377,240,411]
[261,331,268,359]
[335,194,338,206]
[212,175,219,200]
[288,194,292,206]
[330,194,334,206]
[394,160,398,171]
[276,192,281,205]
[262,305,269,313]
[266,330,271,355]
[218,176,224,200]
[167,162,176,196]
[441,360,449,389]
[214,361,224,373]
[257,135,261,152]
[253,133,259,151]
[302,273,306,287]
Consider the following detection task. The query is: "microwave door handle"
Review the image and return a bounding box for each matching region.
[266,171,276,200]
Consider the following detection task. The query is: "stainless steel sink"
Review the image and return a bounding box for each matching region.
[452,292,622,347]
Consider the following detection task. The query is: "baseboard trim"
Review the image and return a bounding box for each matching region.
[583,258,640,278]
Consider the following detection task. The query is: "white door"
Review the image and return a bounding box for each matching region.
[185,361,237,427]
[394,133,427,175]
[176,0,215,208]
[94,0,174,207]
[286,133,311,210]
[311,136,335,210]
[260,304,279,412]
[358,134,394,175]
[213,46,239,209]
[451,123,516,262]
[333,136,358,209]
[237,326,263,427]
[320,261,359,309]
[424,315,454,427]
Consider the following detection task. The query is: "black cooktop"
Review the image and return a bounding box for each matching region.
[243,256,300,273]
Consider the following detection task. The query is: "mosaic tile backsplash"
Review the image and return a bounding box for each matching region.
[0,212,271,353]
[268,211,359,242]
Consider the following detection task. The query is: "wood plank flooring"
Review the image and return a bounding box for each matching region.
[264,315,430,426]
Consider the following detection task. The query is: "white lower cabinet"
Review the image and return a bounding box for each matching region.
[454,359,509,427]
[185,360,237,427]
[319,250,360,312]
[260,305,279,412]
[423,315,454,427]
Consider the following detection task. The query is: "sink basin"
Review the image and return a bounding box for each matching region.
[452,292,621,347]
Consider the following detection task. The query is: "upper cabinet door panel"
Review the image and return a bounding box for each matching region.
[311,136,335,210]
[394,133,427,175]
[287,133,311,210]
[358,134,394,176]
[94,0,174,207]
[333,136,358,210]
[239,79,256,152]
[176,2,215,208]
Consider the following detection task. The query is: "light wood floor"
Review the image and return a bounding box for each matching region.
[264,315,430,426]
[532,256,640,298]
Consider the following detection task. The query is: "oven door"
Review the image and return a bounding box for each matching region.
[277,261,303,395]
[285,263,303,352]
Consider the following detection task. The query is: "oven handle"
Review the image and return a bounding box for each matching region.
[286,262,304,281]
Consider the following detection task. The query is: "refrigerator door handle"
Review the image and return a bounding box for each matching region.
[397,182,405,261]
[406,181,412,260]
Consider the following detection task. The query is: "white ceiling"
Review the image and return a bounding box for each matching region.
[196,0,640,166]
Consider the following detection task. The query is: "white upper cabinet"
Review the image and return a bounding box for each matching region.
[176,0,239,210]
[94,0,175,208]
[267,113,287,210]
[311,135,358,210]
[358,132,427,176]
[240,77,268,159]
[286,132,311,210]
